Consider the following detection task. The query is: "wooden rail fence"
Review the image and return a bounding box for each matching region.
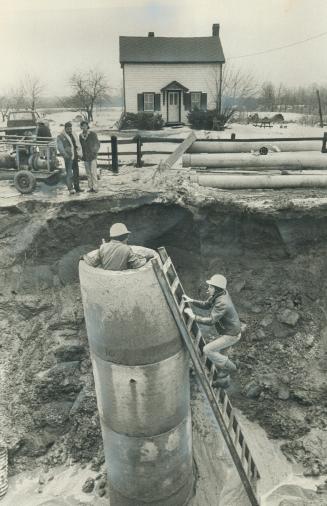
[97,132,327,172]
[2,131,326,173]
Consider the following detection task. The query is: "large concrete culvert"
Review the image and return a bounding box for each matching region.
[79,254,194,505]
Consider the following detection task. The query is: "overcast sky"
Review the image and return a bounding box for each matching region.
[1,0,327,96]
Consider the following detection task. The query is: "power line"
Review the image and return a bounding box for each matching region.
[227,30,327,60]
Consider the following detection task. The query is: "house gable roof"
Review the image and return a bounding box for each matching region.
[161,81,189,92]
[119,36,225,64]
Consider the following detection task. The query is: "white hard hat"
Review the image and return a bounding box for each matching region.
[206,274,227,290]
[110,223,131,237]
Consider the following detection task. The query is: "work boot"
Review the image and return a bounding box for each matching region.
[222,358,237,373]
[212,374,231,389]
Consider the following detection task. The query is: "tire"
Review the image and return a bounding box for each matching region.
[14,170,36,194]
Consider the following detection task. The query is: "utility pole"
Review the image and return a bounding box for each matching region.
[316,90,324,128]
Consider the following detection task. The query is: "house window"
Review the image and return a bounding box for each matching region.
[191,92,201,110]
[144,93,155,112]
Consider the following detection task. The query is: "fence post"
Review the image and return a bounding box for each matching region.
[136,135,143,168]
[111,135,118,173]
[322,132,327,153]
[231,133,236,141]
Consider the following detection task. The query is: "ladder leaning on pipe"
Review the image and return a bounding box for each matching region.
[152,247,261,506]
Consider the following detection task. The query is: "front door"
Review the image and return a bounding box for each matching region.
[167,91,180,123]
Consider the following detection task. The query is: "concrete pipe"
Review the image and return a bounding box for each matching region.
[191,173,327,189]
[183,151,327,169]
[79,253,193,506]
[188,140,323,154]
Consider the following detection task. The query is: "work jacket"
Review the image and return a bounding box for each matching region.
[57,130,82,160]
[83,240,153,271]
[79,131,100,161]
[192,290,241,336]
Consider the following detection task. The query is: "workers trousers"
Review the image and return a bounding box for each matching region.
[64,157,80,191]
[203,332,241,368]
[84,160,98,191]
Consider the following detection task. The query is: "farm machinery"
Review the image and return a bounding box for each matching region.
[0,131,61,194]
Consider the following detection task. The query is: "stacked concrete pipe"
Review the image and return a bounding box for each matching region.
[188,140,323,153]
[183,151,327,170]
[79,251,193,505]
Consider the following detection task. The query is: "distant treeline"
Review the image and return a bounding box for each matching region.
[223,82,327,114]
[38,95,123,108]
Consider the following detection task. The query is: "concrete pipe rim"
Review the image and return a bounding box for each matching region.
[91,346,188,368]
[101,410,192,440]
[79,249,158,278]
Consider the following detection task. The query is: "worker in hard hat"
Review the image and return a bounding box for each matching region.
[183,274,241,374]
[82,222,155,270]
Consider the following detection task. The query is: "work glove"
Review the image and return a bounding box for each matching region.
[184,308,194,318]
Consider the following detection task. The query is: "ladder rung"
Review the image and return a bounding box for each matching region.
[247,455,253,479]
[162,258,172,274]
[228,411,235,433]
[241,440,247,465]
[234,424,240,446]
[179,299,186,313]
[171,277,180,294]
[158,247,169,264]
[217,386,225,404]
[222,393,229,415]
[195,329,202,346]
[208,363,215,383]
[187,317,194,332]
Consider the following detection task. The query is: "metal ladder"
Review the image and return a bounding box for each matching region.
[152,247,261,506]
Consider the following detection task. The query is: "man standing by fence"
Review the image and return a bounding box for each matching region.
[79,120,101,193]
[57,122,83,195]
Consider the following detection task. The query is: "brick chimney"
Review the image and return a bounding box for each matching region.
[148,32,155,37]
[212,24,220,36]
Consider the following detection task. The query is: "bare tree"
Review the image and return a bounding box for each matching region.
[21,74,45,111]
[209,63,259,117]
[4,85,28,112]
[69,69,109,121]
[260,82,276,112]
[222,64,259,106]
[0,94,12,121]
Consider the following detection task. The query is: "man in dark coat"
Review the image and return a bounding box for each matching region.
[79,120,100,193]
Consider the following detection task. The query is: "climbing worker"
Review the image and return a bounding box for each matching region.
[183,274,241,374]
[82,222,155,270]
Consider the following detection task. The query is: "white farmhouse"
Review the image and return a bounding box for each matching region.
[119,24,225,125]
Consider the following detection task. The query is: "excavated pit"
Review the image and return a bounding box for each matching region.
[1,189,327,503]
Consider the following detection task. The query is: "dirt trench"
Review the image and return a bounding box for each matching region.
[1,192,327,484]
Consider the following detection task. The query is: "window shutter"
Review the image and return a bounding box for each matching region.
[184,92,191,111]
[154,94,161,111]
[201,93,207,111]
[137,93,144,112]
